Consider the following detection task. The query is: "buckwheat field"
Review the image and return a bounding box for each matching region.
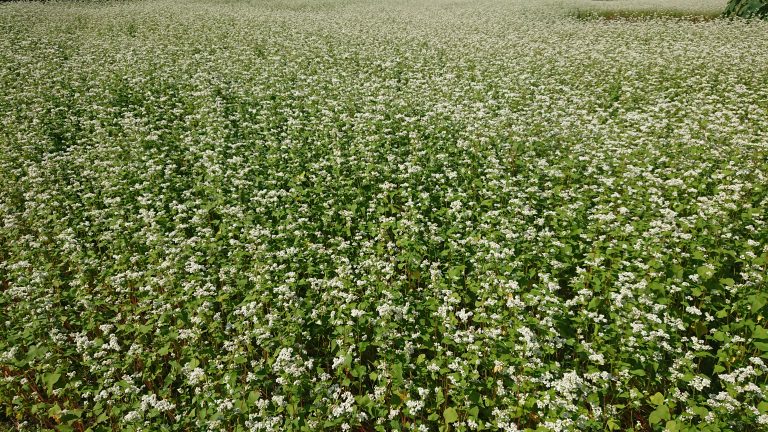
[1,0,767,431]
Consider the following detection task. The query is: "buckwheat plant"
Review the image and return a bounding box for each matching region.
[1,0,767,431]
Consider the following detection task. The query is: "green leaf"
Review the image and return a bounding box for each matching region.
[696,266,714,280]
[691,405,709,418]
[65,410,83,423]
[694,321,707,338]
[754,341,768,352]
[443,407,459,423]
[649,392,664,406]
[43,372,61,394]
[247,390,259,406]
[587,297,600,310]
[391,363,403,384]
[48,404,62,417]
[750,294,767,312]
[447,265,465,279]
[758,401,768,414]
[607,418,620,431]
[435,388,444,405]
[665,420,680,432]
[754,326,768,340]
[649,405,670,425]
[720,278,735,287]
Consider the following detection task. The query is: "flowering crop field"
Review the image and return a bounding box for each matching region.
[1,0,768,431]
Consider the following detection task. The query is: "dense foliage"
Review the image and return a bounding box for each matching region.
[1,0,767,431]
[724,0,768,18]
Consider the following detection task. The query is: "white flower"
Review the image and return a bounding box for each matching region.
[332,356,346,370]
[124,411,141,422]
[690,376,711,392]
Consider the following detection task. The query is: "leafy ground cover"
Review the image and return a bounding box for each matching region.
[724,0,768,18]
[1,0,768,431]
